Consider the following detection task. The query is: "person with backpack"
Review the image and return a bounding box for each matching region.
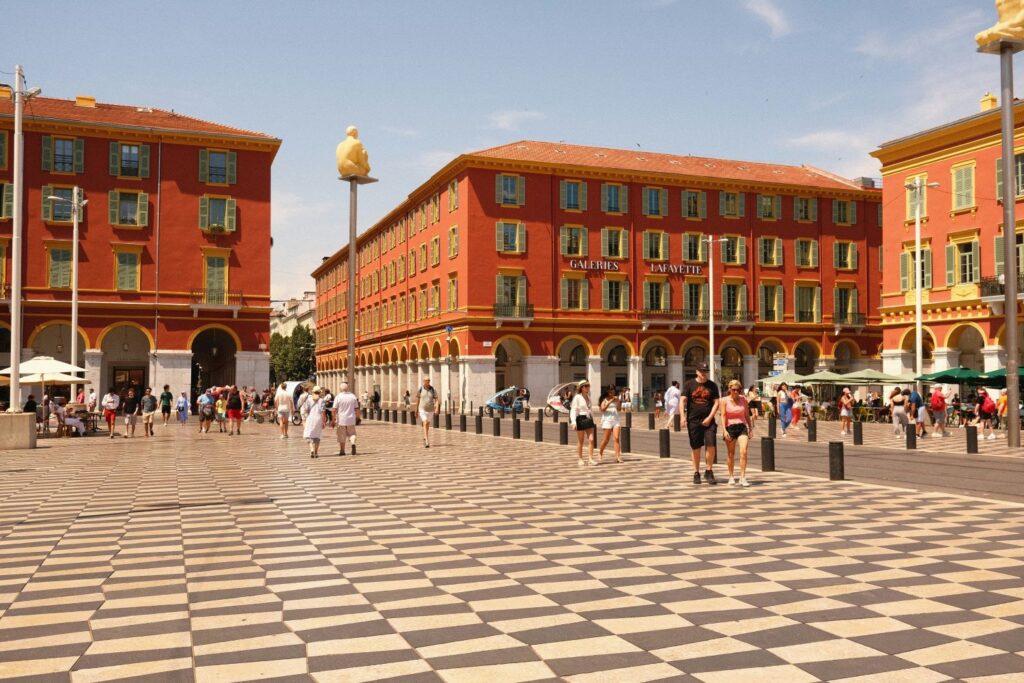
[416,377,438,448]
[930,385,949,438]
[978,389,997,440]
[197,389,215,434]
[908,385,926,438]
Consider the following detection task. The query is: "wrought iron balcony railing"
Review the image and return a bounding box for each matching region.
[190,289,242,306]
[834,312,866,326]
[493,303,534,318]
[715,309,754,323]
[980,274,1024,298]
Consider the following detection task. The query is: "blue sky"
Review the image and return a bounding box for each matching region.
[5,0,1012,301]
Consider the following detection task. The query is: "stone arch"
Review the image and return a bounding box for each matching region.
[100,321,156,352]
[27,319,92,351]
[600,337,630,390]
[419,342,430,360]
[556,335,593,358]
[190,326,237,392]
[399,346,409,362]
[899,326,937,353]
[718,342,745,385]
[409,345,419,362]
[946,323,986,372]
[494,337,526,390]
[717,336,752,356]
[681,338,709,382]
[558,336,589,384]
[832,339,860,374]
[447,338,461,358]
[598,335,635,357]
[640,336,675,357]
[492,334,531,357]
[373,350,382,366]
[944,322,987,349]
[431,341,443,360]
[793,339,821,376]
[641,338,670,398]
[27,321,89,370]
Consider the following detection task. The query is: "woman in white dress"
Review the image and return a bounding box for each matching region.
[274,383,293,439]
[598,385,623,464]
[569,380,596,467]
[302,386,325,458]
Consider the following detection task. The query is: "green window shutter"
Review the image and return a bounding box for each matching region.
[833,287,840,317]
[851,243,858,270]
[496,222,504,251]
[600,228,608,258]
[924,250,933,288]
[719,191,726,216]
[814,286,822,323]
[850,289,858,315]
[621,231,629,259]
[643,281,651,310]
[495,275,503,304]
[775,238,783,266]
[620,187,628,214]
[774,195,782,219]
[559,180,567,210]
[602,279,610,310]
[810,197,818,222]
[953,166,965,207]
[73,138,84,173]
[41,185,53,222]
[720,238,728,262]
[756,194,764,219]
[601,184,609,212]
[996,159,1004,200]
[642,230,650,259]
[622,280,630,309]
[658,189,667,216]
[810,239,818,267]
[945,244,955,286]
[495,174,503,204]
[199,196,209,229]
[971,240,980,283]
[738,236,747,265]
[517,222,526,252]
[199,149,209,182]
[757,237,764,265]
[996,234,1005,277]
[2,183,12,219]
[580,228,588,257]
[560,226,568,255]
[739,283,747,313]
[832,199,839,224]
[776,286,784,320]
[49,251,60,286]
[517,176,526,205]
[662,282,671,310]
[833,241,840,268]
[698,191,707,218]
[560,279,568,309]
[661,232,669,260]
[697,236,707,262]
[137,192,149,227]
[849,201,857,225]
[738,192,745,218]
[700,283,709,313]
[227,151,237,184]
[41,135,52,171]
[721,284,727,314]
[900,252,909,290]
[759,284,766,320]
[0,132,6,168]
[581,280,589,309]
[109,142,119,175]
[579,181,588,211]
[107,190,118,224]
[139,145,151,178]
[792,198,800,221]
[225,198,237,232]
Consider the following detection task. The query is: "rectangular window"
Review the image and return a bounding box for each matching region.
[795,239,816,267]
[53,138,74,173]
[496,221,525,253]
[208,151,228,184]
[448,226,459,258]
[682,190,706,219]
[835,287,852,319]
[560,180,586,211]
[795,285,819,323]
[644,281,666,311]
[0,182,11,219]
[48,247,72,288]
[448,275,458,310]
[561,278,588,310]
[209,198,227,229]
[119,144,140,177]
[419,244,427,272]
[602,183,624,213]
[719,191,744,218]
[794,197,817,222]
[905,176,928,219]
[496,274,523,306]
[760,237,783,266]
[757,194,781,220]
[643,187,666,217]
[603,279,628,311]
[430,237,440,266]
[952,164,974,210]
[448,179,459,211]
[722,236,745,264]
[561,226,587,256]
[496,173,524,206]
[834,241,857,269]
[643,231,667,260]
[684,283,703,315]
[683,234,702,261]
[723,283,740,316]
[833,199,855,225]
[761,284,780,322]
[116,251,140,291]
[995,154,1024,199]
[117,192,139,226]
[957,241,977,284]
[49,187,74,222]
[601,228,628,259]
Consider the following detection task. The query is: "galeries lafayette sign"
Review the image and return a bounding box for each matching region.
[568,259,705,275]
[568,259,622,271]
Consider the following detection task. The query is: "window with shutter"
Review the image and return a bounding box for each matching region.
[115,251,140,291]
[48,248,72,288]
[952,164,974,210]
[0,183,12,219]
[46,186,74,222]
[0,132,7,170]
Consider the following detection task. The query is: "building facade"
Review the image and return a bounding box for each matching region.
[0,94,280,404]
[313,141,882,410]
[271,292,316,339]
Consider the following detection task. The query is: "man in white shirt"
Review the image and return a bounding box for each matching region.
[334,383,359,456]
[662,380,681,429]
[417,377,438,448]
[101,388,120,438]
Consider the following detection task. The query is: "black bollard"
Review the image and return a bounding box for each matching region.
[493,417,501,437]
[673,414,681,432]
[906,428,916,450]
[534,418,543,442]
[621,426,631,453]
[829,441,845,480]
[478,406,484,417]
[433,413,440,429]
[853,420,863,445]
[559,422,569,445]
[768,417,777,439]
[487,406,494,418]
[659,429,670,458]
[513,418,521,439]
[552,410,559,423]
[474,415,482,434]
[761,437,775,472]
[625,412,632,429]
[459,414,467,432]
[648,413,656,430]
[361,407,367,419]
[401,410,407,425]
[807,420,817,442]
[966,425,979,454]
[445,413,452,430]
[392,410,398,424]
[525,407,530,421]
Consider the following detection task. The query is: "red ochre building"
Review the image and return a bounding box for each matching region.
[313,140,882,410]
[872,93,1024,377]
[0,94,280,404]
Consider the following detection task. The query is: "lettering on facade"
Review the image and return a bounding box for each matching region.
[649,263,704,275]
[568,259,621,272]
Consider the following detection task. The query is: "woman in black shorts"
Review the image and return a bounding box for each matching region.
[720,380,753,487]
[746,384,761,429]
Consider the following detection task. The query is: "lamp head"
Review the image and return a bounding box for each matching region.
[26,87,41,98]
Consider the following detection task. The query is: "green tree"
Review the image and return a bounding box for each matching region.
[269,325,315,383]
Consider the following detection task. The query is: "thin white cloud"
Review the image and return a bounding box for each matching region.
[855,8,985,60]
[487,110,545,132]
[380,125,418,137]
[745,0,790,39]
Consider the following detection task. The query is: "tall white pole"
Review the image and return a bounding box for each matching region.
[7,65,26,412]
[70,186,80,401]
[708,236,716,385]
[999,45,1021,448]
[914,178,923,392]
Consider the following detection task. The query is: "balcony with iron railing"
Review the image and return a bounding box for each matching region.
[493,302,534,327]
[715,309,754,326]
[833,311,865,326]
[980,274,1024,314]
[189,289,243,318]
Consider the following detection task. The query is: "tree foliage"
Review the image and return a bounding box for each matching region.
[270,325,315,383]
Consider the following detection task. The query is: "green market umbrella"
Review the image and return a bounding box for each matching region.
[799,370,846,384]
[759,371,804,387]
[916,367,985,384]
[837,369,916,384]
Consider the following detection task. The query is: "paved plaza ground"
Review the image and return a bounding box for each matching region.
[0,419,1022,682]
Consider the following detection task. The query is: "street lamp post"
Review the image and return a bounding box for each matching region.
[48,188,88,401]
[3,65,41,412]
[905,178,938,393]
[705,235,727,384]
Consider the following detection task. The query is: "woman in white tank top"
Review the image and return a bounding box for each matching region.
[598,385,623,464]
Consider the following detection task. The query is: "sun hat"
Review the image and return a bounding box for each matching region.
[313,386,322,394]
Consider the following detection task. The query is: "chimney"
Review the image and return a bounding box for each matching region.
[981,92,998,112]
[75,95,96,108]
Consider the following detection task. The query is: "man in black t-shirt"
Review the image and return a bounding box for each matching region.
[122,388,141,439]
[681,363,720,485]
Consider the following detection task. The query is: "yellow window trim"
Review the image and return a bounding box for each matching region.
[645,275,668,283]
[683,275,708,283]
[200,246,231,258]
[560,272,586,280]
[901,239,931,250]
[497,266,524,275]
[43,239,73,250]
[947,228,980,244]
[722,276,745,284]
[793,278,821,285]
[604,273,628,282]
[835,281,857,288]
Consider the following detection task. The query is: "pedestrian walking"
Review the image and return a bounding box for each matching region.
[274,383,293,439]
[197,389,215,433]
[908,385,926,438]
[978,389,997,440]
[403,390,411,407]
[87,389,98,415]
[159,385,173,426]
[598,385,623,464]
[930,385,949,437]
[720,379,752,486]
[215,393,228,432]
[776,382,793,437]
[746,384,761,429]
[101,387,120,438]
[569,380,596,467]
[682,363,719,485]
[838,387,854,436]
[653,391,664,419]
[122,388,141,438]
[140,387,158,437]
[175,392,190,426]
[996,388,1008,434]
[226,386,244,435]
[662,381,681,429]
[334,382,359,455]
[789,386,802,433]
[302,386,325,458]
[417,377,438,448]
[890,388,909,437]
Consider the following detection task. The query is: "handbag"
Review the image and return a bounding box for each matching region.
[575,414,595,431]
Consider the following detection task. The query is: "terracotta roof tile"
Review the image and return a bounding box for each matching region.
[470,140,871,192]
[0,96,279,142]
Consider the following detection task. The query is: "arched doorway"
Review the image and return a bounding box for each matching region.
[720,345,743,385]
[794,341,818,376]
[833,341,858,375]
[494,340,524,391]
[191,327,237,399]
[682,341,707,382]
[30,323,88,401]
[642,343,668,398]
[901,329,936,374]
[558,340,588,384]
[101,324,152,400]
[757,340,786,380]
[601,342,628,390]
[949,325,984,372]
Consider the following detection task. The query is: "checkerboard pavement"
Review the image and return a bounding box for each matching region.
[0,420,1022,682]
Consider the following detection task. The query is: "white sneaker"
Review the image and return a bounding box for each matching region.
[740,477,750,487]
[279,435,285,440]
[727,477,737,486]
